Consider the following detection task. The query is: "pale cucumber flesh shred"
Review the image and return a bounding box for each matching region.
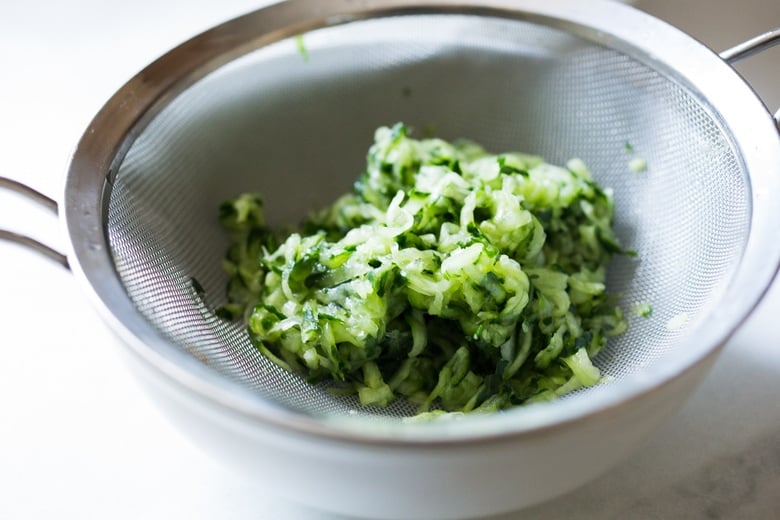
[218,123,628,415]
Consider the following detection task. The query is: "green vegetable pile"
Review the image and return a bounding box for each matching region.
[218,123,628,415]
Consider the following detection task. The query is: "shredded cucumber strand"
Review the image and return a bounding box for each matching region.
[218,123,628,414]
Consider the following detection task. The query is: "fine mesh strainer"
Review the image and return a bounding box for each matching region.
[3,1,780,518]
[105,10,753,418]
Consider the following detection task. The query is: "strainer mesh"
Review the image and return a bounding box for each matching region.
[106,14,748,418]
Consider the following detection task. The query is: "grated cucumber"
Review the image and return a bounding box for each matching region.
[218,123,628,414]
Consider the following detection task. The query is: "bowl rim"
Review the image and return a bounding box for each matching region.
[62,0,780,445]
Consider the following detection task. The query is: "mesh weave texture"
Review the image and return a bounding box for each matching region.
[106,15,749,418]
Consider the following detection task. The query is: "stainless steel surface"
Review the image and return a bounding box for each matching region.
[64,0,780,440]
[1,3,778,516]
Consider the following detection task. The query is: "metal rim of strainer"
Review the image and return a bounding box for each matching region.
[62,0,780,444]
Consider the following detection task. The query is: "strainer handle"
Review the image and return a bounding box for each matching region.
[720,28,780,124]
[0,177,69,269]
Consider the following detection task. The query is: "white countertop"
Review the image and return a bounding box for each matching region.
[1,1,778,518]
